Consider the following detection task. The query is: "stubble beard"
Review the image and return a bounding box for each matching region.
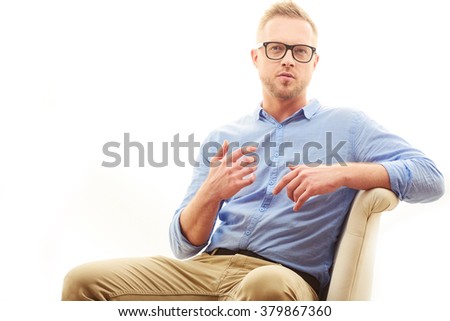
[262,76,305,100]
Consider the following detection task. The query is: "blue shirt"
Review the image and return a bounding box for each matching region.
[169,99,444,290]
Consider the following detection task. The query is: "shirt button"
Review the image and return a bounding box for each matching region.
[245,231,251,236]
[277,124,282,129]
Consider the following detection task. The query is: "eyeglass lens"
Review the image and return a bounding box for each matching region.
[265,42,313,62]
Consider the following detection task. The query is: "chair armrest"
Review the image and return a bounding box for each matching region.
[326,188,399,300]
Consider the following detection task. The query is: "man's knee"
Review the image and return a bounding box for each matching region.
[233,265,294,300]
[233,265,316,301]
[61,263,105,301]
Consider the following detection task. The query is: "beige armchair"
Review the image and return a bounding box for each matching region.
[326,188,399,300]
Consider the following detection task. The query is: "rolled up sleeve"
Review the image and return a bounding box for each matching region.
[169,208,208,259]
[381,158,445,203]
[352,111,445,203]
[168,133,219,258]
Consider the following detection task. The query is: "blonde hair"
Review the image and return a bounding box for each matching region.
[257,1,318,42]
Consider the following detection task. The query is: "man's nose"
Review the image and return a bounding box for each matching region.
[281,48,295,67]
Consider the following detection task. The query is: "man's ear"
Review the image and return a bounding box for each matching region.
[313,53,320,70]
[251,49,259,67]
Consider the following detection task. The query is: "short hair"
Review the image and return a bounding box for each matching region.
[257,1,318,42]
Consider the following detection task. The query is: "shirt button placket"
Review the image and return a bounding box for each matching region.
[240,121,284,248]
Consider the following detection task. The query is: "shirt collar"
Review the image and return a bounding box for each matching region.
[302,98,321,120]
[255,98,321,121]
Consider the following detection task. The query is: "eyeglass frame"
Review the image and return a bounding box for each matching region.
[254,41,317,63]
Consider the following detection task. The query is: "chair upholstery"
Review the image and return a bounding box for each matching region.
[326,188,399,300]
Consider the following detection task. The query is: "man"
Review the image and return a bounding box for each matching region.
[62,1,444,301]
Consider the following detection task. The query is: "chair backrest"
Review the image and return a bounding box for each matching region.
[326,188,399,300]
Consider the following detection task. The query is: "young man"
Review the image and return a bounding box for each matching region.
[62,1,444,301]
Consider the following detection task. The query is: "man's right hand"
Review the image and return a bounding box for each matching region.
[179,140,257,246]
[203,140,258,202]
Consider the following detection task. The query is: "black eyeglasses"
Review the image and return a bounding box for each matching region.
[255,42,317,63]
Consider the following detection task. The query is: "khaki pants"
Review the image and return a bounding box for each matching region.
[62,253,318,301]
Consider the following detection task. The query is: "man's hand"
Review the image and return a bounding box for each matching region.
[272,163,391,211]
[179,141,257,246]
[203,140,258,202]
[272,164,345,211]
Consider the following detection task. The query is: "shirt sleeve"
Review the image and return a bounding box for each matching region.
[168,132,222,259]
[351,111,444,203]
[169,207,208,259]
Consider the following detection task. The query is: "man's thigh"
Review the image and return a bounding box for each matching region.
[62,254,229,301]
[62,253,317,301]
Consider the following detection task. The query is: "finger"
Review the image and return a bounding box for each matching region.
[226,171,256,194]
[272,169,298,195]
[237,164,257,179]
[210,140,229,166]
[286,175,304,201]
[288,164,299,170]
[215,140,229,159]
[239,156,257,167]
[230,145,258,163]
[293,189,311,211]
[239,172,257,186]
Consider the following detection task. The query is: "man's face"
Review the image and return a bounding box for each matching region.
[252,17,319,101]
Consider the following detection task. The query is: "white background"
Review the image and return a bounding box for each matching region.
[0,0,449,311]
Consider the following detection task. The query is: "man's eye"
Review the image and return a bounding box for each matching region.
[294,48,307,55]
[270,45,284,52]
